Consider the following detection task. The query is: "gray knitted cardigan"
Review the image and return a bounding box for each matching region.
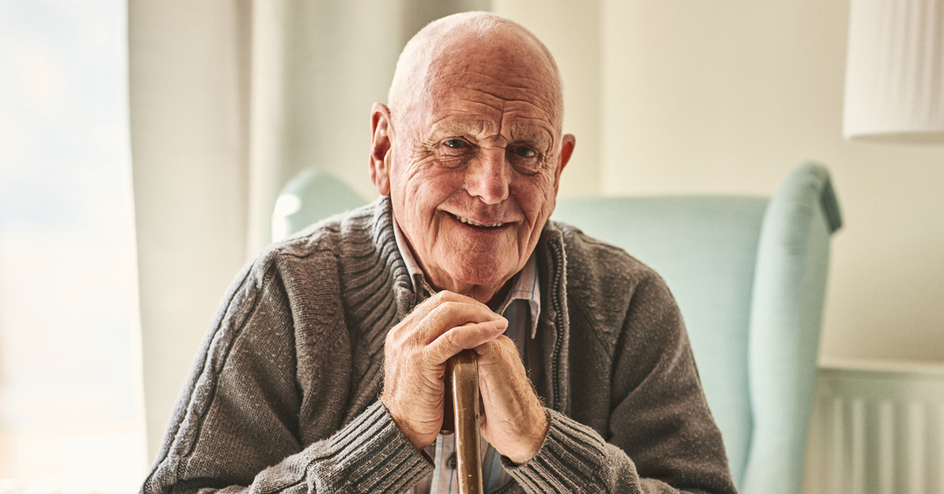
[143,197,737,494]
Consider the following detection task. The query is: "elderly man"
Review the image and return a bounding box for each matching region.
[143,12,736,494]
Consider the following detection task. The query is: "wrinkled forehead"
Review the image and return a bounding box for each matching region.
[432,38,557,97]
[390,18,563,133]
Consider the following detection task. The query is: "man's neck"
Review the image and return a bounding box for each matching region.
[485,282,512,311]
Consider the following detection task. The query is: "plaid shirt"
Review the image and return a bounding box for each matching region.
[393,224,540,494]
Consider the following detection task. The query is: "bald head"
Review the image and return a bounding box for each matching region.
[388,12,564,134]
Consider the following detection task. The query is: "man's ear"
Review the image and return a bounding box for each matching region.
[369,103,393,196]
[553,134,576,190]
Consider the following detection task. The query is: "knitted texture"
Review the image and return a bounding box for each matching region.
[142,197,736,493]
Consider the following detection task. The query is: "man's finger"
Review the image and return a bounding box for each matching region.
[423,319,507,365]
[390,293,505,346]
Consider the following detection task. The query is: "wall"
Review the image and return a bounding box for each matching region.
[494,0,944,364]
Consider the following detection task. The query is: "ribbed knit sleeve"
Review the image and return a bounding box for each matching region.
[504,408,730,494]
[503,409,617,492]
[307,400,433,492]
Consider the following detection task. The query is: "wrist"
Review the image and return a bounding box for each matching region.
[379,394,428,451]
[506,408,549,465]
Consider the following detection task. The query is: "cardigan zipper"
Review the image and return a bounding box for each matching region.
[547,236,565,413]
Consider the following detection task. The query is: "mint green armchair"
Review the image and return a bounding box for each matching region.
[552,163,841,493]
[272,163,842,494]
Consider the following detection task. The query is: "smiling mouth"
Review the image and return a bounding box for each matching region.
[452,213,504,228]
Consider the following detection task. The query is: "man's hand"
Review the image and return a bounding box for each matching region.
[380,291,549,464]
[381,291,507,450]
[474,335,549,464]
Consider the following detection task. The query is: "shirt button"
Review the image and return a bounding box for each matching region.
[446,453,457,469]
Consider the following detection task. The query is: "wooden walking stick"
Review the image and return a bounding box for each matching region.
[443,350,484,494]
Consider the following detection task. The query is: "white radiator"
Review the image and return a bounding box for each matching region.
[803,359,944,494]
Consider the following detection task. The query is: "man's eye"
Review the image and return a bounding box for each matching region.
[444,139,466,149]
[512,146,536,158]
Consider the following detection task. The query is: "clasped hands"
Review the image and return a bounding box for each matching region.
[380,291,549,465]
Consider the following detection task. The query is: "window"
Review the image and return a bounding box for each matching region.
[0,1,147,491]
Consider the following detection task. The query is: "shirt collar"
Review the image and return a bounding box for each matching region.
[393,219,541,338]
[393,221,436,301]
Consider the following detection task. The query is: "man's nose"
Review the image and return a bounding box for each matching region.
[465,148,510,204]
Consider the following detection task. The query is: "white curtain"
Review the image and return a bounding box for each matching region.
[129,0,488,463]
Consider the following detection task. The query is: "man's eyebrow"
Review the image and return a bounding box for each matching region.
[428,119,488,137]
[507,125,552,148]
[426,119,552,148]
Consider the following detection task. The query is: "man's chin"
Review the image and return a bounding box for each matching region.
[440,260,516,298]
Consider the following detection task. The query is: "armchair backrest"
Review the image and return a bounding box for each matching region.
[552,163,842,493]
[271,168,367,242]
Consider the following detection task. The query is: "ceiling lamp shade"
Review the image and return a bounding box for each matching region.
[843,0,944,143]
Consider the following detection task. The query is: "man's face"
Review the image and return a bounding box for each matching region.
[371,38,575,303]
